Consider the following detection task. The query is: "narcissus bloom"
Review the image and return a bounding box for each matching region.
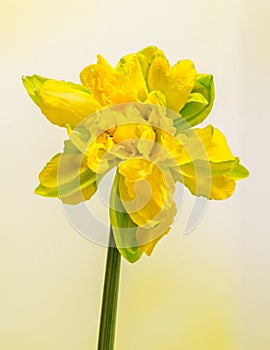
[23,46,249,263]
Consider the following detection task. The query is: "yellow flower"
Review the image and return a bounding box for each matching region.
[23,46,249,263]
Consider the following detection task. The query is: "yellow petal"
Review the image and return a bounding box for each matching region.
[183,174,236,200]
[139,227,170,256]
[138,46,160,62]
[36,152,97,204]
[118,158,176,227]
[176,125,236,166]
[39,153,87,188]
[86,133,115,173]
[112,124,148,143]
[147,105,176,136]
[80,55,137,105]
[61,183,97,205]
[116,54,148,101]
[147,51,197,113]
[145,90,166,107]
[112,123,155,157]
[38,80,100,128]
[137,46,160,78]
[194,126,235,162]
[153,129,184,167]
[135,198,176,255]
[170,125,239,199]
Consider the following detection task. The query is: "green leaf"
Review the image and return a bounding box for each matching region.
[226,161,249,180]
[22,74,49,107]
[175,74,215,131]
[109,171,143,263]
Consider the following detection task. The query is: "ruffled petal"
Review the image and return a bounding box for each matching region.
[86,133,115,174]
[112,123,155,157]
[153,128,184,167]
[175,125,236,166]
[118,158,176,227]
[110,167,176,262]
[174,125,241,200]
[182,173,236,200]
[80,55,137,105]
[147,51,197,113]
[145,90,166,107]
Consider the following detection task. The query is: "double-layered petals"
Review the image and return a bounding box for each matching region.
[147,51,197,113]
[174,126,243,200]
[23,46,249,263]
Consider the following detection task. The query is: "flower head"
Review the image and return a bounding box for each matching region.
[23,46,249,263]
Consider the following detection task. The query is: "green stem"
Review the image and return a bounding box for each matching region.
[97,227,121,350]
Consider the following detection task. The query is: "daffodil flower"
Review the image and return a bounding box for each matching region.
[23,46,249,263]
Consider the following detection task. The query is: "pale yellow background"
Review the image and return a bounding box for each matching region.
[1,0,269,349]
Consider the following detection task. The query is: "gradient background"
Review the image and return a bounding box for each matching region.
[1,0,269,349]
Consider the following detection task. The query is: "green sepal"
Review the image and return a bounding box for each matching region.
[22,74,49,107]
[226,159,249,180]
[109,171,143,263]
[175,74,215,131]
[180,92,208,119]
